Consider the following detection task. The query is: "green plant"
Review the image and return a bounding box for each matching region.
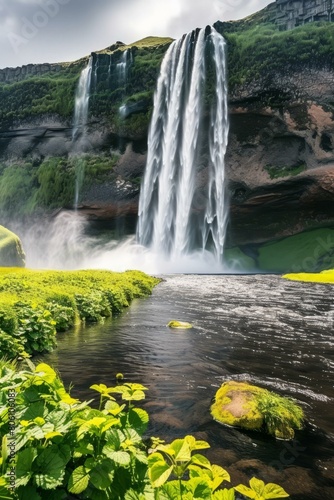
[15,303,57,355]
[0,268,160,360]
[148,435,289,499]
[235,477,289,500]
[0,362,290,499]
[0,329,27,359]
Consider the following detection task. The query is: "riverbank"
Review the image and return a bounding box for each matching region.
[0,268,160,358]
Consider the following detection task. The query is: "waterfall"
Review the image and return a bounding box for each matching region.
[117,49,131,82]
[72,57,93,141]
[72,57,93,209]
[137,26,229,266]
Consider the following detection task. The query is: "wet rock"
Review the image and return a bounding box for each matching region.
[0,226,25,267]
[211,381,304,440]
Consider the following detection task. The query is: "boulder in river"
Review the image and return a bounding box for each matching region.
[211,381,304,440]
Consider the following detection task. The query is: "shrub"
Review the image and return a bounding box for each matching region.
[0,329,26,359]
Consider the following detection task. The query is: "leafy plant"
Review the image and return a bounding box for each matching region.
[0,361,290,499]
[235,477,289,500]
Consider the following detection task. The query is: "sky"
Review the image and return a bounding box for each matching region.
[0,0,272,69]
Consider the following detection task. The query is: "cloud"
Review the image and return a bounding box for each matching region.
[0,0,272,69]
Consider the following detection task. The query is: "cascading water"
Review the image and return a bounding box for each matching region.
[117,49,131,82]
[72,57,93,141]
[19,26,232,274]
[137,26,229,268]
[72,56,93,209]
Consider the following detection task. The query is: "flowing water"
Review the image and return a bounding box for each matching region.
[72,57,93,141]
[42,275,334,499]
[137,27,229,268]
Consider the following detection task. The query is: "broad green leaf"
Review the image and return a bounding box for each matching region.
[16,484,41,500]
[102,418,119,432]
[44,432,63,440]
[211,465,231,490]
[103,450,131,466]
[263,483,290,499]
[15,448,37,487]
[149,461,173,488]
[250,478,266,496]
[213,488,235,500]
[90,384,109,394]
[127,408,149,434]
[168,438,191,461]
[148,452,165,467]
[160,481,184,499]
[186,477,212,498]
[21,402,46,421]
[89,462,114,490]
[190,453,212,469]
[234,484,257,499]
[34,364,57,384]
[34,446,67,489]
[68,466,90,494]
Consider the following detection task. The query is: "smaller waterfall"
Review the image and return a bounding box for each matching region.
[72,57,93,141]
[117,49,131,82]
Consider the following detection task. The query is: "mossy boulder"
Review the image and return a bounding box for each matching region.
[0,226,25,267]
[211,381,304,440]
[167,320,193,329]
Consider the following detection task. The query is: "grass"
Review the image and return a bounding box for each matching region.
[257,228,334,273]
[283,269,334,283]
[0,268,160,358]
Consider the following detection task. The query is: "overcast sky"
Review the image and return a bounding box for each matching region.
[0,0,272,69]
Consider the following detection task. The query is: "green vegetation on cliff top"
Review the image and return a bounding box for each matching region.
[1,10,334,130]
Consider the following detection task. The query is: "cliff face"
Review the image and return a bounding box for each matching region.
[1,11,334,272]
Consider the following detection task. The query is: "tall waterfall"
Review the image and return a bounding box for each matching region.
[72,56,93,141]
[137,26,229,267]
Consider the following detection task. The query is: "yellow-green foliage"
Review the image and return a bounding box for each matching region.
[167,320,193,329]
[283,269,334,284]
[211,381,304,439]
[0,226,25,267]
[0,268,160,358]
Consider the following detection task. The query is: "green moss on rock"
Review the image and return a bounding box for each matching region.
[167,320,193,329]
[0,226,25,267]
[211,381,304,440]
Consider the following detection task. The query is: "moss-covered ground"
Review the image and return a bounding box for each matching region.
[225,228,334,274]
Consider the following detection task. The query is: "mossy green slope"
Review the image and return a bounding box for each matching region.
[0,226,25,267]
[225,228,334,273]
[0,268,160,358]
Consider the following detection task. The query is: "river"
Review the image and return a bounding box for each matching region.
[42,274,334,499]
